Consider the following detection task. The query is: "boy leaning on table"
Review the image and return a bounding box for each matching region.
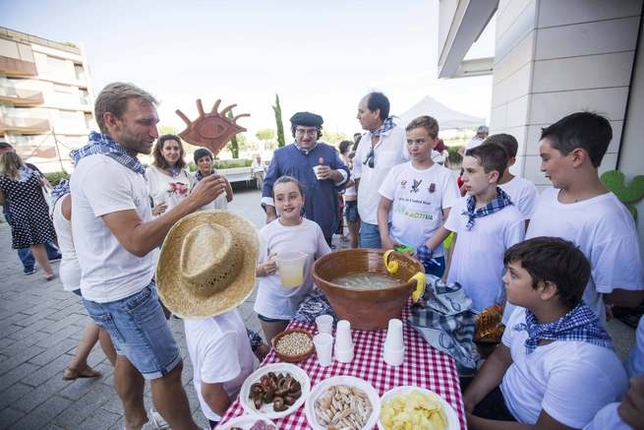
[155,210,260,429]
[463,237,628,430]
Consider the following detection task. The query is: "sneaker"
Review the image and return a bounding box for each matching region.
[147,409,170,429]
[24,268,37,276]
[48,255,62,263]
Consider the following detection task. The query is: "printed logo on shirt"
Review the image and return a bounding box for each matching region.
[411,179,422,193]
[429,183,436,193]
[400,180,407,189]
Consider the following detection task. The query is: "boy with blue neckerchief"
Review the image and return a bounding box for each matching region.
[443,143,524,314]
[464,237,628,429]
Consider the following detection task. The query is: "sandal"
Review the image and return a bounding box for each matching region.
[44,273,55,281]
[62,365,101,380]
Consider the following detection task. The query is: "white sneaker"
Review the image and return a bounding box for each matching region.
[146,409,170,429]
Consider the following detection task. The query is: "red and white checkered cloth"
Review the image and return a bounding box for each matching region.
[220,319,467,429]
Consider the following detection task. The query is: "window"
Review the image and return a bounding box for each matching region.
[74,64,85,81]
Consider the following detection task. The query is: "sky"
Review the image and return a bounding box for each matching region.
[1,0,494,140]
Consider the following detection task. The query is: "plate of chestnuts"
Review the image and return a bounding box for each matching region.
[240,363,311,419]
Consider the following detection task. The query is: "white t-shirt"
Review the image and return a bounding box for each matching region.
[625,316,644,378]
[192,172,228,210]
[378,161,459,257]
[445,196,524,313]
[527,188,644,322]
[146,165,193,210]
[254,218,331,319]
[501,308,628,428]
[251,159,266,174]
[353,125,408,224]
[499,176,538,220]
[52,194,80,292]
[71,155,155,302]
[184,310,254,422]
[583,403,631,430]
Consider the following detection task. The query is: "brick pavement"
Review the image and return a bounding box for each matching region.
[0,188,635,429]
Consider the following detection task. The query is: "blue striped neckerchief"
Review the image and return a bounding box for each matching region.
[50,178,71,207]
[371,116,395,138]
[70,131,146,178]
[514,302,613,354]
[463,186,513,230]
[193,170,215,182]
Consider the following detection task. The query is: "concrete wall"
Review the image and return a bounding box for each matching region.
[489,0,643,186]
[618,16,644,248]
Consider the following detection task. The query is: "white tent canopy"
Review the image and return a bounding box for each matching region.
[398,95,485,130]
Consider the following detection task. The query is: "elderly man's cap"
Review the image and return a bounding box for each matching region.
[290,112,324,127]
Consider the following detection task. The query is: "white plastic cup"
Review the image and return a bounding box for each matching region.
[384,318,404,351]
[276,251,307,288]
[312,165,324,180]
[313,333,334,367]
[316,315,334,335]
[335,343,354,363]
[335,320,353,350]
[383,345,405,366]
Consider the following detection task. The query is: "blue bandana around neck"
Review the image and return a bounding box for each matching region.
[70,132,146,178]
[514,303,613,354]
[50,178,71,208]
[371,116,395,138]
[463,187,513,230]
[193,170,215,182]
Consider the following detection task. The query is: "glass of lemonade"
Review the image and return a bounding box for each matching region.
[277,251,307,287]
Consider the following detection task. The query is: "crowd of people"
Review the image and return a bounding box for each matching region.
[1,82,643,430]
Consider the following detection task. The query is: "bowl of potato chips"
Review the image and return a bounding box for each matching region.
[378,386,459,430]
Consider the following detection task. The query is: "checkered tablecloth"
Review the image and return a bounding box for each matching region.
[220,319,467,429]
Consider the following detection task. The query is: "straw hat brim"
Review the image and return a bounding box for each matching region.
[156,210,259,319]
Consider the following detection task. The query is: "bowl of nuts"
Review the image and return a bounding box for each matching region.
[272,329,315,363]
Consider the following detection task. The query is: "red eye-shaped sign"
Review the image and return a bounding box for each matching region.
[175,99,250,156]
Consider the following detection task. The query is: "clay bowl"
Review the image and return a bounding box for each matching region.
[312,249,424,331]
[272,329,315,363]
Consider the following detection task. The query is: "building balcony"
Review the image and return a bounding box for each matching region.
[0,55,37,77]
[0,88,44,106]
[0,116,50,134]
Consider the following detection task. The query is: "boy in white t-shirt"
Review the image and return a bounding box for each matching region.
[464,237,628,429]
[482,133,538,223]
[444,143,524,314]
[526,112,644,322]
[155,210,261,429]
[377,115,459,277]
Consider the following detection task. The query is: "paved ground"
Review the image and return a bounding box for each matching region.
[0,188,636,429]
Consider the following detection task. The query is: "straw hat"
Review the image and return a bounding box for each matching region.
[156,210,259,319]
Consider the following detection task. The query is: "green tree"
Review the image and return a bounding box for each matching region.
[273,94,286,147]
[256,128,276,151]
[322,130,349,146]
[226,110,239,159]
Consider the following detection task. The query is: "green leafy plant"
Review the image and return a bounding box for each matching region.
[44,171,70,186]
[600,170,644,219]
[446,145,463,169]
[227,110,240,159]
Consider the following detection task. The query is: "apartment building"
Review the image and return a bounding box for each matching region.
[0,26,95,172]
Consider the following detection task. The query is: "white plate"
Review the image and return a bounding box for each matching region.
[217,413,277,430]
[239,363,311,419]
[378,385,459,430]
[304,375,381,430]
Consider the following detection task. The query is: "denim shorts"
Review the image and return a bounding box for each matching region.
[345,201,360,222]
[83,282,181,380]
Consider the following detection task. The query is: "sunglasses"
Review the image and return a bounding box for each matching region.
[363,147,375,168]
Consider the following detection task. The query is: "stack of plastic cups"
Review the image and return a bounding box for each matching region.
[334,319,354,363]
[315,315,334,335]
[383,318,404,366]
[313,333,334,367]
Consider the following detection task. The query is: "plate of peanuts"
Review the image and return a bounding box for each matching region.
[304,375,381,430]
[240,363,311,419]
